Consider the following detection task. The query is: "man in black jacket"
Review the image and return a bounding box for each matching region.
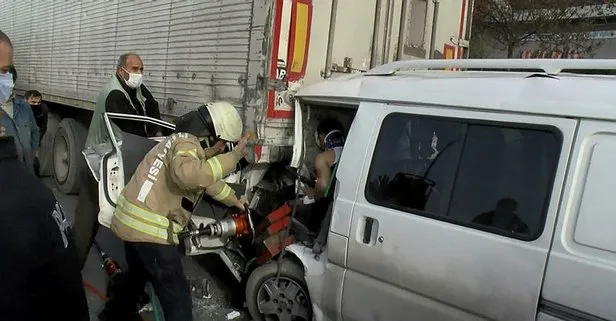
[0,29,88,321]
[0,135,89,321]
[24,90,48,176]
[104,53,161,136]
[73,52,161,269]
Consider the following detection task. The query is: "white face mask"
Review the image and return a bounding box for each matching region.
[122,68,143,89]
[0,72,14,103]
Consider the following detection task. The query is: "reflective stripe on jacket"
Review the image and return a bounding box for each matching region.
[111,132,242,245]
[114,194,182,244]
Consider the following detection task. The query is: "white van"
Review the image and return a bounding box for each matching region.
[92,59,616,321]
[287,59,616,321]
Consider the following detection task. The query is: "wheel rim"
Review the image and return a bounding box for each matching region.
[256,276,311,321]
[54,134,70,183]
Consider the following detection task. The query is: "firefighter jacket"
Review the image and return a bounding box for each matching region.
[111,132,242,245]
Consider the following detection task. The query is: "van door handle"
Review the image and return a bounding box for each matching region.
[360,216,379,245]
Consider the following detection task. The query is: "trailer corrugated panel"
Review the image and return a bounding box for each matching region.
[114,0,173,112]
[1,0,255,118]
[164,0,253,115]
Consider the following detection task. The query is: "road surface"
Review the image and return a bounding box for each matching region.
[43,178,250,321]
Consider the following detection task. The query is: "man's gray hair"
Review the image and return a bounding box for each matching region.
[117,52,140,69]
[0,30,12,48]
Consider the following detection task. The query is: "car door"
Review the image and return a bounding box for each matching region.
[90,112,175,227]
[340,103,576,321]
[540,119,616,320]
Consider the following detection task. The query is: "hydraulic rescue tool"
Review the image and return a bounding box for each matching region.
[179,206,255,240]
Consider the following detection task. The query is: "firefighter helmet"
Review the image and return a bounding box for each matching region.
[205,101,243,142]
[174,101,243,142]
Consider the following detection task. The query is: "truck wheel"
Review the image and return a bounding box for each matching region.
[245,259,312,321]
[53,118,87,194]
[38,112,61,177]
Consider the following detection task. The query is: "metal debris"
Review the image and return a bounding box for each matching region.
[226,310,241,320]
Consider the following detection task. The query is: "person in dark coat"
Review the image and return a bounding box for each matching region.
[73,52,162,269]
[24,90,48,139]
[24,90,48,176]
[0,135,89,321]
[0,29,88,321]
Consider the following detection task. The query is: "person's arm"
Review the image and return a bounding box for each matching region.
[27,105,40,156]
[168,139,244,208]
[105,90,138,134]
[140,85,162,135]
[313,152,333,199]
[141,85,161,120]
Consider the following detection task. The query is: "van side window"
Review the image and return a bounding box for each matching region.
[365,113,561,240]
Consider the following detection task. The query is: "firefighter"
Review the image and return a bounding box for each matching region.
[100,102,250,321]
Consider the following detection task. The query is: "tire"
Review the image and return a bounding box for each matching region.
[53,118,87,194]
[246,259,313,321]
[38,112,61,177]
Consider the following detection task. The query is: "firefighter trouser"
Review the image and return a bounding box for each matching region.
[102,242,193,321]
[72,169,100,270]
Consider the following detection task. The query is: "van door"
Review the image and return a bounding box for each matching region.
[340,103,576,321]
[540,119,616,321]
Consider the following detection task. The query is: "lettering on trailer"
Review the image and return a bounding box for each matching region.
[136,132,187,202]
[277,59,287,80]
[275,94,285,109]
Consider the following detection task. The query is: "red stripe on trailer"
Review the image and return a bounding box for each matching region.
[267,0,294,120]
[267,0,284,119]
[269,0,284,89]
[457,0,467,58]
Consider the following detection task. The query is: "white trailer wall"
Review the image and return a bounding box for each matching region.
[304,0,470,84]
[0,0,258,118]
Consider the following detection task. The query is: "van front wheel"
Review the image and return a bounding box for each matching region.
[245,259,312,321]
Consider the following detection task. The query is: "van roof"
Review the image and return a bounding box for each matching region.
[296,59,616,121]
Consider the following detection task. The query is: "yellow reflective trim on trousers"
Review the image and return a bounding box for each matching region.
[206,156,223,181]
[212,184,232,201]
[116,195,183,233]
[174,149,199,160]
[114,209,179,244]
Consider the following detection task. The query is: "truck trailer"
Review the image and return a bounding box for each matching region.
[0,0,472,194]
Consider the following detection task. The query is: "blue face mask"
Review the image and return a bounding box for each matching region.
[0,72,14,103]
